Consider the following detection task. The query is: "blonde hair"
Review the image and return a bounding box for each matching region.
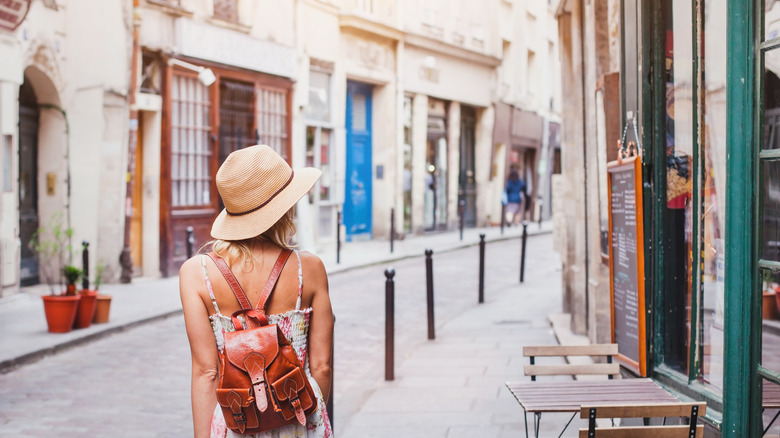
[208,208,296,270]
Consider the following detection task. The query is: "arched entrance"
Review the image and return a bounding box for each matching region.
[18,79,39,286]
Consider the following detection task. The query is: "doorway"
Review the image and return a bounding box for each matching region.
[459,106,477,227]
[18,79,39,286]
[424,101,448,231]
[344,81,373,240]
[130,117,143,273]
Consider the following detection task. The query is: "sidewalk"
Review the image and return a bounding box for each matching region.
[0,221,552,373]
[335,228,575,437]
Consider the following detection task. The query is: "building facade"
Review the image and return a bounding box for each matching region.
[0,0,561,295]
[556,0,776,435]
[0,0,130,296]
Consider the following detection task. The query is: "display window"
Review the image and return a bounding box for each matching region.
[652,0,727,396]
[305,68,336,241]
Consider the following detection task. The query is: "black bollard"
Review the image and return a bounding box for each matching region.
[336,211,342,264]
[520,220,528,283]
[385,268,396,381]
[459,199,465,241]
[478,234,485,303]
[425,249,435,340]
[186,226,195,259]
[390,208,395,253]
[82,241,90,290]
[501,203,506,235]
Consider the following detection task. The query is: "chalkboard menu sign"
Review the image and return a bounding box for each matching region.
[607,156,647,376]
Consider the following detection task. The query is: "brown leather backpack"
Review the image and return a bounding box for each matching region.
[208,249,316,434]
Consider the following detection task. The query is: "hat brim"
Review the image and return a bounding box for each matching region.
[210,167,322,241]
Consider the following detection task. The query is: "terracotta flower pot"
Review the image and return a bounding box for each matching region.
[765,292,780,320]
[74,290,98,329]
[92,294,112,324]
[42,295,81,333]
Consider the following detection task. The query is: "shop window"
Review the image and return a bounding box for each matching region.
[403,96,413,233]
[219,79,256,165]
[213,0,238,22]
[698,0,727,391]
[305,69,336,241]
[661,0,694,374]
[257,87,289,162]
[171,74,211,207]
[306,70,331,123]
[760,3,780,435]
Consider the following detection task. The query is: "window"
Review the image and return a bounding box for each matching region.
[403,96,413,232]
[213,0,238,22]
[306,70,331,123]
[305,69,336,240]
[761,2,780,434]
[699,0,727,391]
[661,0,694,375]
[257,86,289,162]
[3,135,11,192]
[171,73,211,207]
[651,0,726,392]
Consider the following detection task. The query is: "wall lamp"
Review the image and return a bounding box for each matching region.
[168,58,217,87]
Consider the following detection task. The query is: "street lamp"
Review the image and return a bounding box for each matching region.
[167,58,216,86]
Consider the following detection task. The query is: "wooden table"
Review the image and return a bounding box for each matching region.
[505,378,679,437]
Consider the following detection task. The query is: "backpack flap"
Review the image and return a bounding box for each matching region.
[271,367,315,425]
[216,388,259,433]
[223,325,280,413]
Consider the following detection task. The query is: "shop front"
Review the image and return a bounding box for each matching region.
[154,18,296,276]
[403,42,499,233]
[607,0,770,435]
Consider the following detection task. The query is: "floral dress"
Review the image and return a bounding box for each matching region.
[201,252,333,438]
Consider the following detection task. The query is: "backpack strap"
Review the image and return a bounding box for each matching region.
[206,252,253,310]
[256,249,293,314]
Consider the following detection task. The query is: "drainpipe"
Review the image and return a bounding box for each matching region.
[579,0,590,332]
[119,0,141,283]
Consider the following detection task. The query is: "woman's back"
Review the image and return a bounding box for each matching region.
[195,245,334,437]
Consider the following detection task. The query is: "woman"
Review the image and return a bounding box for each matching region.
[504,168,527,226]
[179,145,334,438]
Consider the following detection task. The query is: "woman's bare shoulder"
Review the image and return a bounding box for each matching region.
[297,250,328,284]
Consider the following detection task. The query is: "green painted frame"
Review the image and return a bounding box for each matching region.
[723,0,760,436]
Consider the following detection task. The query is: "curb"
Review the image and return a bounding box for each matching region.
[327,227,552,276]
[0,309,183,374]
[2,227,552,373]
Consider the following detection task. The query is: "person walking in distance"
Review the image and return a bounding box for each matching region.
[504,167,527,226]
[179,145,334,438]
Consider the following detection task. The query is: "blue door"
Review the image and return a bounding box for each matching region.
[344,82,373,240]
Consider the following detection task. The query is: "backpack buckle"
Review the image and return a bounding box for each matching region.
[232,411,246,425]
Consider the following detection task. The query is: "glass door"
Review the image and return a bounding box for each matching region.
[759,3,780,431]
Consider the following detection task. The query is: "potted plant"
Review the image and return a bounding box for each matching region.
[763,271,779,320]
[64,263,98,329]
[92,263,112,324]
[62,265,82,295]
[30,215,81,333]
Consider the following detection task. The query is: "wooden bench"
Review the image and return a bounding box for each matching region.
[524,344,620,381]
[578,402,706,437]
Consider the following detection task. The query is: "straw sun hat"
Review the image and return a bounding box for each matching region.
[210,145,321,241]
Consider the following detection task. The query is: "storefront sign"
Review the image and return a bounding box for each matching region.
[607,155,647,376]
[0,0,30,32]
[175,18,296,79]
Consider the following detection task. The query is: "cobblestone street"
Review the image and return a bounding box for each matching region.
[0,234,561,437]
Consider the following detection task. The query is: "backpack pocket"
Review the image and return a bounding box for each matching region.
[216,388,260,433]
[271,368,316,425]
